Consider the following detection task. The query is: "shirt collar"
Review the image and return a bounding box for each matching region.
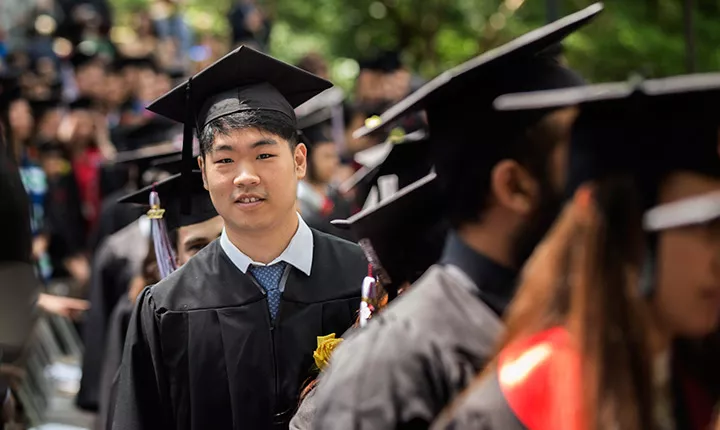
[219,213,314,276]
[439,230,518,316]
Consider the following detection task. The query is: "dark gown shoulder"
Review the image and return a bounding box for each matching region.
[431,327,582,430]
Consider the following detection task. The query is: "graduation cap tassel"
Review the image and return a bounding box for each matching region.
[359,266,377,328]
[148,190,178,279]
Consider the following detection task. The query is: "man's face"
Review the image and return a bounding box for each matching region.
[654,172,720,338]
[176,215,224,265]
[510,108,577,267]
[199,127,307,235]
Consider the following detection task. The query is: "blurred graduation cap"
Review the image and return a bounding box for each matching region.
[296,86,346,149]
[341,130,433,208]
[117,171,217,278]
[117,171,216,230]
[146,45,332,214]
[494,73,720,203]
[496,72,720,298]
[332,172,446,300]
[352,3,603,140]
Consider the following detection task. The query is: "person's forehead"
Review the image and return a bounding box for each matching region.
[210,127,288,149]
[659,172,720,204]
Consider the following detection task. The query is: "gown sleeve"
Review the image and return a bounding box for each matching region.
[312,319,448,430]
[112,287,172,430]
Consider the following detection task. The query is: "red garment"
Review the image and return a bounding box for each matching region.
[72,147,102,231]
[498,327,583,430]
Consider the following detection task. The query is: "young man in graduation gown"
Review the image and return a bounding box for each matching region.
[310,4,603,429]
[111,47,368,430]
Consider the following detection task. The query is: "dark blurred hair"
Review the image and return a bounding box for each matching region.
[436,109,568,230]
[197,110,299,157]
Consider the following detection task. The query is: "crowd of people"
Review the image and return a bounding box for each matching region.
[1,0,720,429]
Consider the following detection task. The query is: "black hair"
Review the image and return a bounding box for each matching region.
[198,109,299,157]
[435,108,567,230]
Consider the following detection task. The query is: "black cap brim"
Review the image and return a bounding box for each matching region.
[332,172,446,288]
[117,171,218,230]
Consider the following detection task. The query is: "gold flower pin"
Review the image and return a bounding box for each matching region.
[313,333,343,370]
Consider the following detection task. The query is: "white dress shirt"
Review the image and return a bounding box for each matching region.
[220,213,314,291]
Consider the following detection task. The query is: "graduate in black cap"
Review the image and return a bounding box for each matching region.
[94,170,224,428]
[434,74,720,430]
[112,46,367,430]
[311,4,603,429]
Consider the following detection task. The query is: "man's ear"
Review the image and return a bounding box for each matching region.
[295,142,307,180]
[197,155,208,190]
[490,159,539,216]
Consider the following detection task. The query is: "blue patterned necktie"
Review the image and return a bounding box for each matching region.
[249,262,287,320]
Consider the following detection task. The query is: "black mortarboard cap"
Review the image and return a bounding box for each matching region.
[147,46,332,129]
[332,172,447,296]
[146,46,332,215]
[295,87,345,130]
[494,73,720,203]
[344,131,432,189]
[353,3,603,140]
[342,131,433,208]
[117,171,217,230]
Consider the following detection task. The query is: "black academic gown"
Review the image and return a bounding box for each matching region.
[77,220,148,411]
[112,230,367,430]
[311,232,517,430]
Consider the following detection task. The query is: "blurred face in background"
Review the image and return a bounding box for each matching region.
[69,109,95,144]
[36,108,63,141]
[104,72,130,108]
[136,67,158,102]
[9,99,35,143]
[654,172,720,338]
[309,141,339,185]
[75,62,106,98]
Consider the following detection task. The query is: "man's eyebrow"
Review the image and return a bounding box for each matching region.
[251,139,278,149]
[211,144,234,153]
[210,139,277,153]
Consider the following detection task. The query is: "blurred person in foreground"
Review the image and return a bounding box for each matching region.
[310,5,603,429]
[433,75,720,430]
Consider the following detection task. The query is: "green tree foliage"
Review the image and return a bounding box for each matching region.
[110,0,720,86]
